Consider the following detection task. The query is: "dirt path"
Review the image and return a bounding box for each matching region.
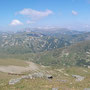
[0,62,39,73]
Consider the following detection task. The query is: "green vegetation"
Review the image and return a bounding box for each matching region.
[0,31,90,90]
[31,40,90,67]
[0,31,90,54]
[0,40,90,67]
[0,66,90,90]
[0,59,28,66]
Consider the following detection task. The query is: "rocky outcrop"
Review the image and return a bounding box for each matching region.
[72,75,85,81]
[9,72,53,85]
[9,78,22,85]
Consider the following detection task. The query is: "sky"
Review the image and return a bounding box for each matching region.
[0,0,90,31]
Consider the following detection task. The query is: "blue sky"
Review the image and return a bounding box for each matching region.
[0,0,90,31]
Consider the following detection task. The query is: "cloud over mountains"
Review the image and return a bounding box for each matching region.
[10,19,23,26]
[18,8,53,20]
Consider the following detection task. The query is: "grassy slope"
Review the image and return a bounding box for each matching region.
[0,59,28,66]
[0,67,90,90]
[30,40,90,67]
[0,53,89,90]
[0,40,90,67]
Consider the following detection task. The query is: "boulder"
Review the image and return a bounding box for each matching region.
[72,75,85,81]
[32,72,44,78]
[46,74,53,79]
[21,75,30,79]
[9,78,21,85]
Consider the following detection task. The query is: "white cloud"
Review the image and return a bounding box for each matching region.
[10,19,23,26]
[18,8,53,20]
[26,20,35,24]
[72,10,78,15]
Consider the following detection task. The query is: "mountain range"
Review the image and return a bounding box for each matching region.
[0,28,90,67]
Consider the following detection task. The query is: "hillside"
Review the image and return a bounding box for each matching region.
[0,40,90,67]
[0,30,90,54]
[0,57,89,90]
[0,30,90,67]
[0,31,70,53]
[32,40,90,67]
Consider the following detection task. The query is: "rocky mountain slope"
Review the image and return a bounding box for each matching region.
[0,29,90,67]
[0,29,90,54]
[32,40,90,67]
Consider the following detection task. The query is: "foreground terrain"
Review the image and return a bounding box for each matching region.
[0,59,90,90]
